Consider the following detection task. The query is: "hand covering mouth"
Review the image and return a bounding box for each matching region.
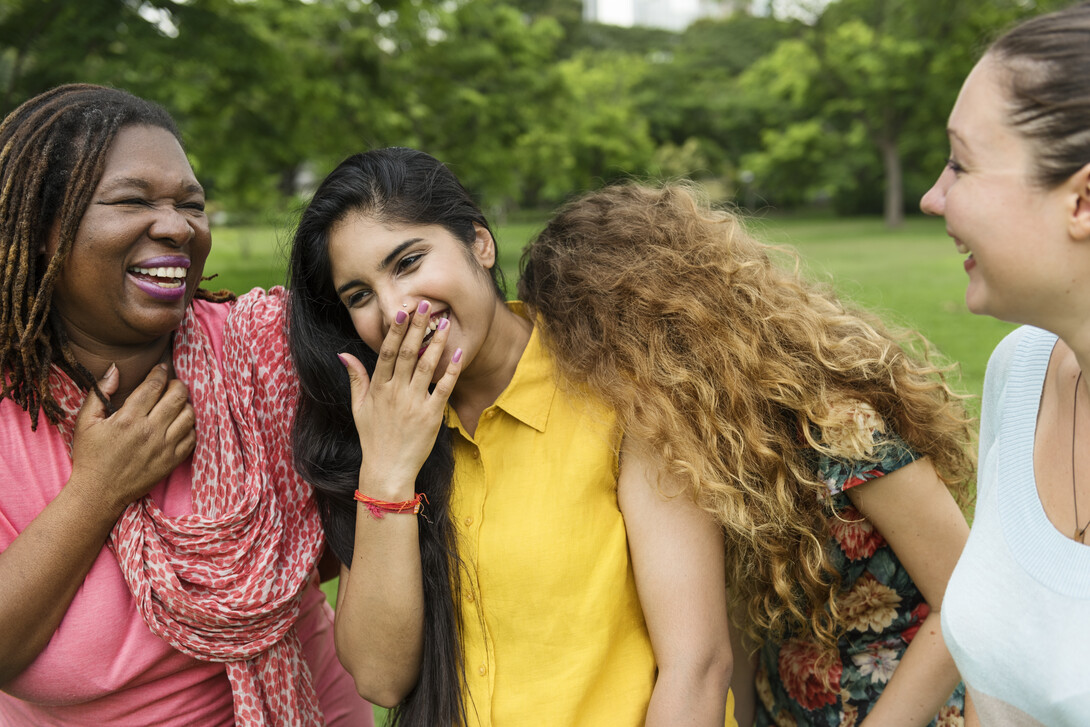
[420,310,450,348]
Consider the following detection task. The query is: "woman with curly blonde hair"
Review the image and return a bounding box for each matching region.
[519,182,975,727]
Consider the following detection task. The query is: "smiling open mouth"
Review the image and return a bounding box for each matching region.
[129,266,187,288]
[419,311,450,352]
[127,265,189,301]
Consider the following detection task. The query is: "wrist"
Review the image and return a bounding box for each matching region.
[357,470,418,502]
[62,469,131,529]
[354,491,429,520]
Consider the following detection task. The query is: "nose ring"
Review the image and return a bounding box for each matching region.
[402,303,408,308]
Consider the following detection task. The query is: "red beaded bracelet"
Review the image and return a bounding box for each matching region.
[354,491,428,519]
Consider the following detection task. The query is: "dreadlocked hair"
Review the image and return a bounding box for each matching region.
[0,83,231,430]
[518,182,974,648]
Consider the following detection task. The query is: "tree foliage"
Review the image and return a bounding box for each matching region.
[0,0,1068,220]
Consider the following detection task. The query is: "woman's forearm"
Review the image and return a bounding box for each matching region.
[0,471,125,686]
[645,655,733,727]
[859,611,962,727]
[334,495,427,707]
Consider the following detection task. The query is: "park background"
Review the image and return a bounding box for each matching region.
[0,0,1065,722]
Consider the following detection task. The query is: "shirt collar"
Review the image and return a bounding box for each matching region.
[492,302,554,433]
[447,301,555,436]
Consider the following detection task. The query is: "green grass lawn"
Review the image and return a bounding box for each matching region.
[212,213,1009,726]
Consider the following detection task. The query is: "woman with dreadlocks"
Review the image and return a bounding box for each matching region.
[519,183,975,727]
[0,85,372,725]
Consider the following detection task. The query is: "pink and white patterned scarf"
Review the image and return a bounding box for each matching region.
[52,287,325,726]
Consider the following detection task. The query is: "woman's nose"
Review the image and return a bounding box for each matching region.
[383,298,414,328]
[920,170,950,216]
[148,205,196,245]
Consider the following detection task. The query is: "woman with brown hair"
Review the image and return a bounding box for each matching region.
[921,2,1090,722]
[520,182,974,726]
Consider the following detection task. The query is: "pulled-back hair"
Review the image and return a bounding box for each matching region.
[989,1,1090,188]
[0,83,228,429]
[287,147,496,726]
[519,183,973,647]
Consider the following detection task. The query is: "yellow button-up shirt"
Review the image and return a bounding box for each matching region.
[446,306,656,726]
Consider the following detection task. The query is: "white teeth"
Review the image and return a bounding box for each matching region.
[426,312,449,332]
[130,266,187,279]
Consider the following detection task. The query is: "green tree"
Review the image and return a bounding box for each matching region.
[737,0,1062,224]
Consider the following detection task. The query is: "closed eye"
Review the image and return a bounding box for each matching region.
[946,157,965,175]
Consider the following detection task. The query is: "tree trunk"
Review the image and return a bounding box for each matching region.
[880,134,903,228]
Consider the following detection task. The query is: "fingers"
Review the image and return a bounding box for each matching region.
[121,363,171,415]
[375,300,435,384]
[99,363,119,398]
[429,347,464,408]
[103,367,191,448]
[164,402,197,459]
[77,363,119,422]
[411,314,451,391]
[337,352,372,410]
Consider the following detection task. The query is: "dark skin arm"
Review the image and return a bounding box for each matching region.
[0,364,195,687]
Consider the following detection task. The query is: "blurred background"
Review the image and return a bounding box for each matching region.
[0,0,1067,227]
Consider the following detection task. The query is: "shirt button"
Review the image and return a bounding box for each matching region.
[464,516,473,527]
[478,664,487,676]
[466,591,475,603]
[471,449,480,459]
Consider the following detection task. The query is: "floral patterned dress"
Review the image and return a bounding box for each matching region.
[753,437,965,727]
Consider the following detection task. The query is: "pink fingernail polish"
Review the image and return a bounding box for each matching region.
[337,353,349,367]
[437,317,449,331]
[417,300,430,315]
[452,348,463,364]
[395,310,407,325]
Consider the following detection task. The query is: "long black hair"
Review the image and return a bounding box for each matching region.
[287,147,503,726]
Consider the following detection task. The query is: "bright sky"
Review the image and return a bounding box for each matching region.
[594,0,635,26]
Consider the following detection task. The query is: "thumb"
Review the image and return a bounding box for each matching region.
[79,363,118,421]
[337,352,371,409]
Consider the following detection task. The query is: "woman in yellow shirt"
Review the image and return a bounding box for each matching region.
[287,147,734,726]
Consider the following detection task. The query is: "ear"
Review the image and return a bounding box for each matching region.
[471,223,496,270]
[1066,162,1090,241]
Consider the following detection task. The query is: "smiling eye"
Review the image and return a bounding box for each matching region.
[946,157,965,175]
[345,289,372,308]
[396,253,422,273]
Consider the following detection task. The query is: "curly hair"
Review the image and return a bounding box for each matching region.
[0,83,230,429]
[518,182,974,647]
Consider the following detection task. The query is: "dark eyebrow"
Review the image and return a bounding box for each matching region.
[379,238,423,271]
[335,238,424,297]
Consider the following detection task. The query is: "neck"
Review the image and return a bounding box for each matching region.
[450,300,532,434]
[64,335,173,408]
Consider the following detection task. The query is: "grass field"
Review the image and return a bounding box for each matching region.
[209,213,1009,725]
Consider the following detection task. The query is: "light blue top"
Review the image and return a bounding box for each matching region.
[941,326,1090,726]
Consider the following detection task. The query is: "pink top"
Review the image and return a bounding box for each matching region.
[0,299,372,726]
